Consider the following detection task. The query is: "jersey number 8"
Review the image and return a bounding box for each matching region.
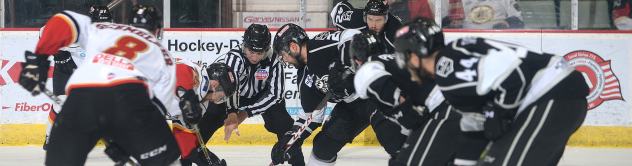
[104,36,149,60]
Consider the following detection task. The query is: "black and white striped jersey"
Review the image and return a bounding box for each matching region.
[435,37,589,116]
[215,44,285,116]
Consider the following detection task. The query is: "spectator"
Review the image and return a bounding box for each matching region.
[613,0,632,30]
[446,0,524,29]
[408,0,434,22]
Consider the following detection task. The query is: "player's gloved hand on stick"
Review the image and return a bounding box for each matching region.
[19,51,50,96]
[483,101,515,140]
[328,61,349,101]
[179,88,203,124]
[53,50,77,74]
[103,140,132,166]
[271,127,305,165]
[386,99,429,129]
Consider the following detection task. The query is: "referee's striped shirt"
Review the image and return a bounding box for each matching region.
[216,44,285,116]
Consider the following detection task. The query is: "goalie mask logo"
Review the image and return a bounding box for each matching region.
[564,51,624,110]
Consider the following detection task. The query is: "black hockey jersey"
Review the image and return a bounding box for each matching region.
[435,37,589,115]
[355,54,448,119]
[297,30,360,113]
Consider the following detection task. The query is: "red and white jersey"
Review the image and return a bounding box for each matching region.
[460,0,522,29]
[35,11,177,114]
[170,58,211,118]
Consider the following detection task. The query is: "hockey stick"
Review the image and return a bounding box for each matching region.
[42,88,141,166]
[184,100,213,164]
[269,72,350,166]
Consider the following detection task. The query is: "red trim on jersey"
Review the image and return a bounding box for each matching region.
[48,110,57,124]
[173,124,201,159]
[175,63,196,92]
[36,14,78,55]
[65,79,148,95]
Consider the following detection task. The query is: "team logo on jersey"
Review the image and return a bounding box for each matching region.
[315,75,330,93]
[305,74,314,87]
[436,57,454,78]
[564,51,624,110]
[468,5,494,24]
[107,73,115,80]
[255,69,269,80]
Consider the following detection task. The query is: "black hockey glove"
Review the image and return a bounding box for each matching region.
[19,51,50,96]
[53,51,77,74]
[103,140,132,166]
[328,61,349,102]
[483,102,515,140]
[188,146,227,166]
[179,88,203,125]
[271,126,305,165]
[386,100,429,129]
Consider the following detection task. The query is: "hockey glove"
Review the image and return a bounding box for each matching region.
[19,51,50,96]
[271,126,305,165]
[328,61,349,101]
[188,146,227,166]
[103,141,132,166]
[179,88,203,125]
[53,51,77,74]
[386,100,429,129]
[483,102,515,140]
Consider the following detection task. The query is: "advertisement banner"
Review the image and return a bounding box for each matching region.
[241,12,315,28]
[1,30,631,127]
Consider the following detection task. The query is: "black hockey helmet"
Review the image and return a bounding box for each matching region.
[364,0,389,23]
[89,5,113,23]
[243,24,271,52]
[206,62,237,104]
[350,30,388,68]
[394,17,444,68]
[273,23,308,63]
[127,4,163,39]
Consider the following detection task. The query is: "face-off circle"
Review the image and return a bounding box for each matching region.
[564,50,623,109]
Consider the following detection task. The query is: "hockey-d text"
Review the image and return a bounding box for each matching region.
[167,39,241,54]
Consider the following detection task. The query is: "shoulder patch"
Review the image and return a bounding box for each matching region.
[436,56,454,78]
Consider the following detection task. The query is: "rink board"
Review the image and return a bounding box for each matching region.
[1,29,632,147]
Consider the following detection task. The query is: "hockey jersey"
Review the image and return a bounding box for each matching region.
[171,58,212,159]
[354,54,448,126]
[40,26,86,66]
[215,44,285,117]
[613,0,632,30]
[298,29,360,113]
[35,11,177,116]
[435,37,588,116]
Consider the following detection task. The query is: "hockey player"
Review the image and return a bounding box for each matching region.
[43,5,113,150]
[210,23,306,165]
[172,59,237,166]
[271,23,407,166]
[19,4,181,165]
[352,29,462,166]
[393,17,589,166]
[330,0,402,54]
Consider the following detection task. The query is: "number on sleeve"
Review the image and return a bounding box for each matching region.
[104,36,149,60]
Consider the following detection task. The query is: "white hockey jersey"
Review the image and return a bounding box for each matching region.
[35,11,177,115]
[460,0,523,29]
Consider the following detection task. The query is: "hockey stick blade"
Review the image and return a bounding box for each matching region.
[269,72,349,166]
